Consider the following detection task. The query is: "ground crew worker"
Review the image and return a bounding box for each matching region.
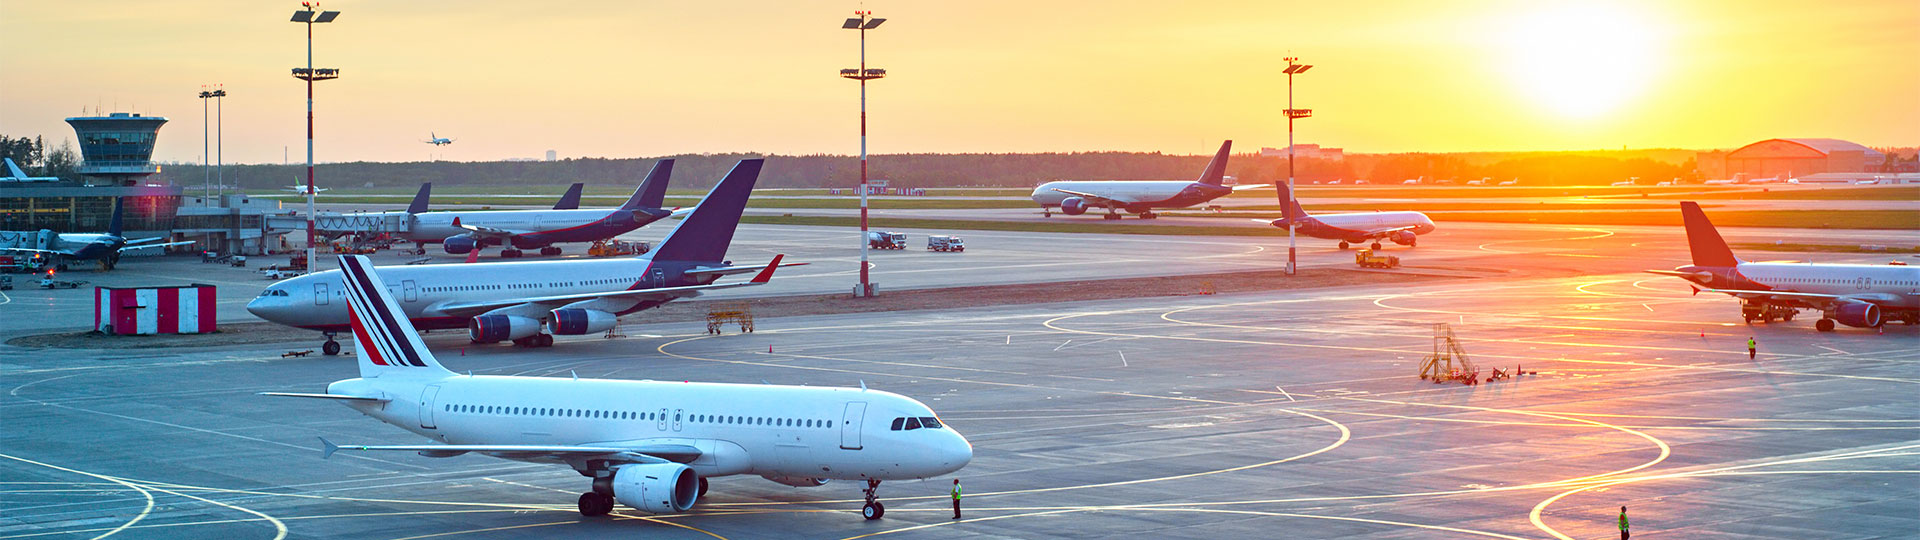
[951,479,963,519]
[1748,337,1757,360]
[1619,506,1630,539]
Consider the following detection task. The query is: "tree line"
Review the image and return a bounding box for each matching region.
[0,135,80,179]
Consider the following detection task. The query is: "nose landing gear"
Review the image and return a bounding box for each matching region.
[860,479,885,520]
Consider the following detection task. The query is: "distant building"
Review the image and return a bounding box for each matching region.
[1697,138,1887,180]
[66,112,168,186]
[546,150,557,161]
[3,113,182,240]
[1260,144,1344,161]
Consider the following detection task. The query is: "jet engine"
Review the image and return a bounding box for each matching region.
[549,308,617,335]
[612,463,700,513]
[1833,303,1883,328]
[469,314,541,343]
[761,475,830,488]
[1390,230,1418,246]
[1060,197,1089,215]
[442,235,480,254]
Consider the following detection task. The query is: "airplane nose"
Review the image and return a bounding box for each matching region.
[245,297,272,319]
[941,431,974,471]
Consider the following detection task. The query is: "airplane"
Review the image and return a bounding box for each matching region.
[0,198,195,270]
[1261,189,1437,250]
[1498,178,1520,186]
[286,177,330,195]
[408,159,677,257]
[1030,140,1264,219]
[1646,201,1919,332]
[2,158,59,183]
[423,132,455,146]
[248,159,797,355]
[263,253,969,520]
[1466,177,1491,186]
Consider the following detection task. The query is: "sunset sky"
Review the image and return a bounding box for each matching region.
[2,0,1915,165]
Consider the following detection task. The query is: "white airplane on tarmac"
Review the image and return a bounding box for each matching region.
[264,254,970,520]
[1030,140,1265,219]
[1261,190,1437,250]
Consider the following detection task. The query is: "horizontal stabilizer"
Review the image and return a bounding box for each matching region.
[259,392,387,402]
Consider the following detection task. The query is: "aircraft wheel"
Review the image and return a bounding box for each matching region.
[1371,242,1383,250]
[501,249,523,258]
[578,492,613,516]
[862,502,885,520]
[322,340,341,356]
[1815,318,1836,332]
[540,247,562,256]
[1338,241,1349,250]
[699,477,709,497]
[1408,239,1416,247]
[536,334,554,347]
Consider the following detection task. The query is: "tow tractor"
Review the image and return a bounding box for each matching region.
[1355,248,1400,269]
[39,270,85,289]
[1741,300,1798,324]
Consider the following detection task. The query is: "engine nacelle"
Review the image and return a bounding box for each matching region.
[1833,303,1883,328]
[469,314,541,343]
[612,463,699,514]
[1060,197,1089,215]
[1390,230,1418,245]
[442,235,480,254]
[760,475,830,488]
[549,308,617,335]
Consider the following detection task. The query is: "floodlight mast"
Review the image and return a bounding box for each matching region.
[199,88,213,200]
[841,11,886,297]
[1282,58,1313,276]
[291,3,339,270]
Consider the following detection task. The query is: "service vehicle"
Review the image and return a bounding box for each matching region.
[866,231,907,250]
[927,235,965,252]
[1355,248,1400,269]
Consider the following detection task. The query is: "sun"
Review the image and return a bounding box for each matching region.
[1502,4,1667,120]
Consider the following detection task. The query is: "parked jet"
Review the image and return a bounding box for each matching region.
[285,179,329,194]
[1030,140,1262,219]
[409,159,675,257]
[1647,201,1919,331]
[2,158,59,183]
[0,198,194,270]
[264,253,968,520]
[248,159,794,355]
[1262,190,1437,250]
[423,132,455,146]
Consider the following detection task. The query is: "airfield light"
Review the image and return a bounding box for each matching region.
[212,88,227,198]
[199,88,214,200]
[1283,57,1312,276]
[841,10,887,297]
[291,3,340,272]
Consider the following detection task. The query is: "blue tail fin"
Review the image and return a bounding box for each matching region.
[620,159,675,210]
[1680,201,1740,267]
[648,159,763,263]
[3,158,27,179]
[406,183,432,214]
[1195,140,1233,186]
[107,197,124,237]
[552,183,584,210]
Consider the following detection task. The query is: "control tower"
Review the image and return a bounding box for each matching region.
[66,112,168,186]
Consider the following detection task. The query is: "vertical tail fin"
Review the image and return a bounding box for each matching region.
[107,197,124,237]
[3,158,27,179]
[406,183,432,214]
[1680,201,1741,267]
[552,183,585,210]
[335,255,453,378]
[1195,140,1233,186]
[620,159,675,210]
[1275,182,1309,224]
[647,159,764,263]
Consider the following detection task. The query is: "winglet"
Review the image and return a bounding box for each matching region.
[1680,202,1740,267]
[406,183,432,214]
[1195,140,1233,186]
[452,216,461,228]
[750,254,785,283]
[320,437,340,459]
[552,183,584,210]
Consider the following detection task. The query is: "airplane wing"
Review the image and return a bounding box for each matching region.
[120,240,196,252]
[1692,287,1901,307]
[1354,225,1423,239]
[450,217,532,240]
[668,206,696,218]
[682,259,807,279]
[0,247,68,256]
[1644,269,1711,279]
[319,438,701,463]
[432,256,786,318]
[1049,188,1136,206]
[259,392,388,402]
[1229,184,1274,191]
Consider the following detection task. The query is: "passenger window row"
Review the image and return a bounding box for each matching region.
[444,403,833,428]
[889,416,943,431]
[424,278,639,294]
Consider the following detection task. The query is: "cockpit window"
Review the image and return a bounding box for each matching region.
[903,417,922,430]
[256,289,289,297]
[919,416,942,429]
[890,417,905,431]
[890,416,944,431]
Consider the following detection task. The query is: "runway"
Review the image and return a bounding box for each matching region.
[2,267,1914,539]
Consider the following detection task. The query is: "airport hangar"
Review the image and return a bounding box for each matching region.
[1694,138,1893,181]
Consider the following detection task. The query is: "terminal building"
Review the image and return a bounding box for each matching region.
[1696,138,1890,181]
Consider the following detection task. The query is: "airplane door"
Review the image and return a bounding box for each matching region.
[651,268,666,288]
[839,402,867,450]
[402,280,418,302]
[313,282,329,305]
[419,385,441,429]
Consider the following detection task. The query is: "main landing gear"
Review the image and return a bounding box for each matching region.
[1370,241,1383,251]
[513,334,555,348]
[1338,241,1349,250]
[861,479,885,520]
[1102,211,1122,220]
[578,491,615,516]
[1138,211,1158,219]
[500,249,523,259]
[1815,318,1836,332]
[322,333,341,356]
[540,246,562,256]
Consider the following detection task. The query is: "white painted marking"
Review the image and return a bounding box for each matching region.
[1052,339,1073,351]
[1275,386,1296,402]
[1118,351,1128,367]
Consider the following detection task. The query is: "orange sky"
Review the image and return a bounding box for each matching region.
[1,0,1915,165]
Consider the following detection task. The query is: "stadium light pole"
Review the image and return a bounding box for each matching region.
[1282,58,1313,276]
[841,11,885,297]
[291,3,339,269]
[198,88,213,200]
[213,87,227,197]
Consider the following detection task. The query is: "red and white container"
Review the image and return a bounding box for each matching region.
[95,284,217,335]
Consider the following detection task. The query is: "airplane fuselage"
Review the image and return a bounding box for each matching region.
[0,230,123,261]
[1676,262,1920,311]
[1030,181,1232,213]
[1273,211,1438,243]
[407,208,666,248]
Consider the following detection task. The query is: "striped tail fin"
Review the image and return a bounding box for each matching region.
[336,255,452,378]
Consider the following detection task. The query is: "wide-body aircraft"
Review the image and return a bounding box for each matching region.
[406,159,676,257]
[0,198,194,270]
[1263,191,1436,250]
[249,159,789,355]
[1030,140,1262,219]
[265,253,969,520]
[1648,201,1918,331]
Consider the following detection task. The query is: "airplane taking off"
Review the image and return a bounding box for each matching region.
[423,132,455,146]
[264,254,968,520]
[1262,190,1436,250]
[0,198,194,270]
[408,160,677,257]
[1030,140,1263,219]
[1648,201,1919,331]
[249,159,795,355]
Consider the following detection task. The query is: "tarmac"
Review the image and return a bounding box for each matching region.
[1,219,1915,539]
